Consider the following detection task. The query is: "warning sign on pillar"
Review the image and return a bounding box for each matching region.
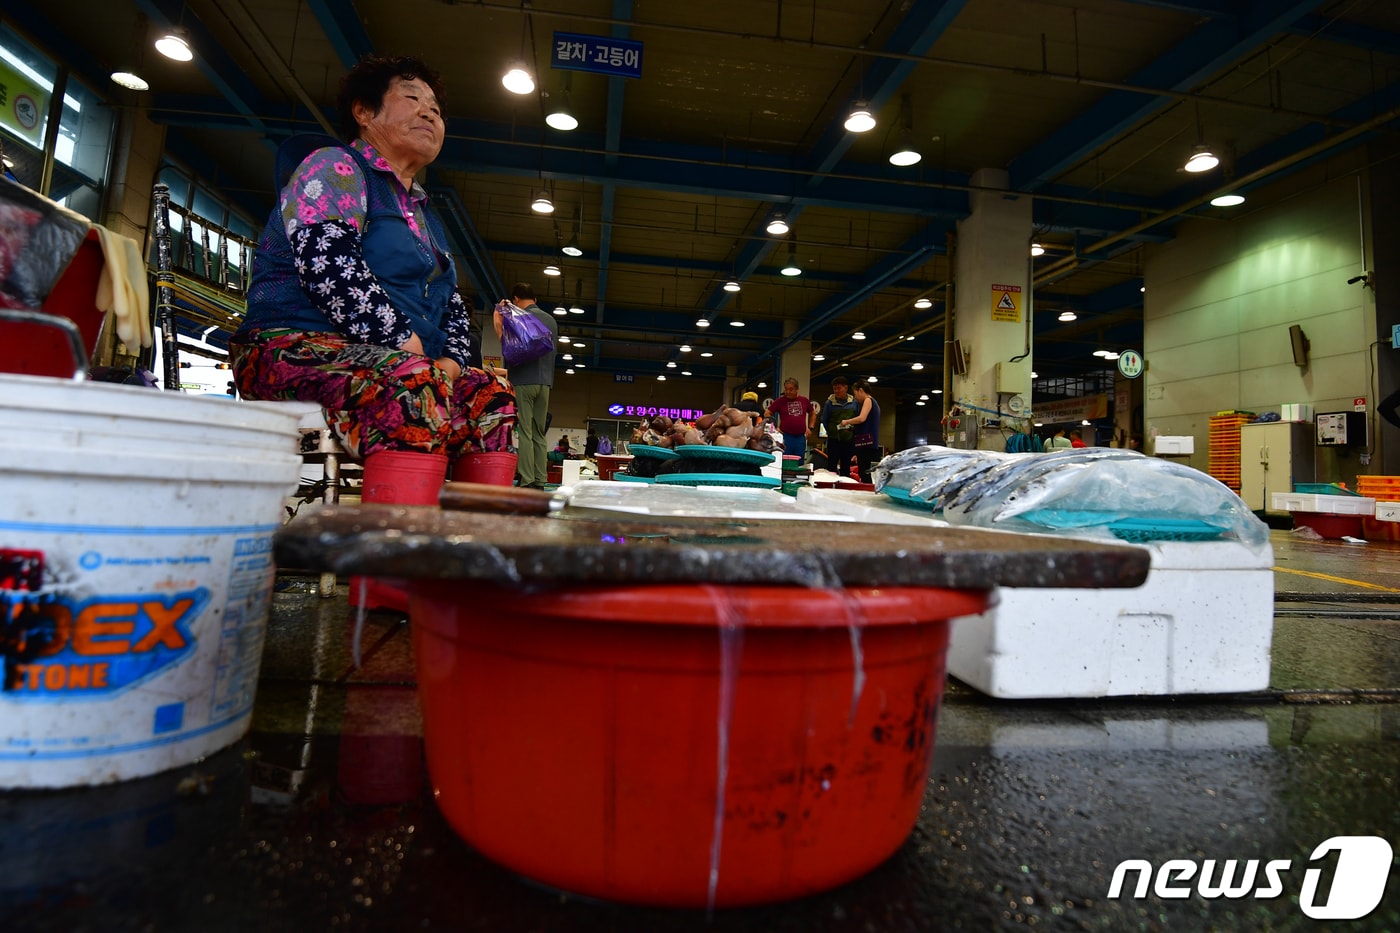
[991,284,1021,322]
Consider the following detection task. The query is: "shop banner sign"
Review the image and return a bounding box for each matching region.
[0,59,47,146]
[608,402,708,421]
[552,32,643,79]
[1035,393,1108,424]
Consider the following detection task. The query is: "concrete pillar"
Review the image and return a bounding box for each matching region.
[777,320,813,403]
[951,168,1034,450]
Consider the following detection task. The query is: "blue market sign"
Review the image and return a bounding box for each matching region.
[552,32,643,79]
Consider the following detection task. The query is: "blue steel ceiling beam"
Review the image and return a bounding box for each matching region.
[591,0,634,368]
[305,0,376,67]
[1287,15,1400,53]
[1010,0,1332,194]
[132,0,280,140]
[740,222,952,371]
[700,0,969,317]
[1108,0,1239,16]
[1156,76,1400,226]
[429,186,507,305]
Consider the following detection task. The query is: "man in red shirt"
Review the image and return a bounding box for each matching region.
[768,377,815,461]
[1070,429,1088,448]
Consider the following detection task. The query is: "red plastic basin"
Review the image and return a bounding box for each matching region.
[409,582,986,907]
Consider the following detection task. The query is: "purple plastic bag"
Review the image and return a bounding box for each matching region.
[496,299,554,368]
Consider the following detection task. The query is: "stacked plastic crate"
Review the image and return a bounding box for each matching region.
[1208,412,1252,492]
[1358,475,1400,540]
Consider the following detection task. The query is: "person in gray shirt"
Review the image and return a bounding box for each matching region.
[494,283,558,488]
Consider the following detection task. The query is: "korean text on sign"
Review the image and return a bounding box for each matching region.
[552,32,644,79]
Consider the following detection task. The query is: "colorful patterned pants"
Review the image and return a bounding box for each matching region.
[230,328,516,460]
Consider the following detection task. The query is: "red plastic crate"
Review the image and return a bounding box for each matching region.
[1294,512,1363,539]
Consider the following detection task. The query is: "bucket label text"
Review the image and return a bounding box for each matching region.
[1,587,209,699]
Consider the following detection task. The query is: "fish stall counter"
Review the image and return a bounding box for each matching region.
[273,497,1150,908]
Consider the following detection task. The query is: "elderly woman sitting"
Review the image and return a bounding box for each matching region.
[229,54,517,609]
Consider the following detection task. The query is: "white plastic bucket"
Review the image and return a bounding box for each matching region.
[0,374,305,787]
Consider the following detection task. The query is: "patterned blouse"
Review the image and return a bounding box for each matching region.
[277,138,473,368]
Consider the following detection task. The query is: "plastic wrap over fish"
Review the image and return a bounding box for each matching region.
[872,446,1017,510]
[941,450,1271,553]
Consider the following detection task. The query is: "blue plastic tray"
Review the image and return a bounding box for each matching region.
[613,473,654,483]
[656,473,781,489]
[626,444,680,460]
[673,445,775,466]
[1106,518,1226,543]
[882,486,934,509]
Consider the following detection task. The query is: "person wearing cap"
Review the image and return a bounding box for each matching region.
[735,390,765,428]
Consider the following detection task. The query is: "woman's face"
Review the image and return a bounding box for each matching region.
[783,383,799,398]
[355,77,444,171]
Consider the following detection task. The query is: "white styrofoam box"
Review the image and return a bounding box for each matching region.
[948,541,1274,698]
[1153,435,1195,455]
[797,486,1275,698]
[1375,502,1400,523]
[1271,492,1375,515]
[1280,403,1315,423]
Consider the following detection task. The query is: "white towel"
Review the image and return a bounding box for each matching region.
[93,224,152,348]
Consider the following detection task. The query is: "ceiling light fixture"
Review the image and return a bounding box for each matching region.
[756,381,767,388]
[844,102,876,133]
[1057,310,1077,322]
[911,362,924,370]
[916,401,926,406]
[543,264,560,276]
[502,64,535,95]
[110,70,149,90]
[545,92,578,131]
[723,280,741,293]
[561,353,573,361]
[700,351,713,358]
[1183,145,1218,174]
[545,107,578,131]
[887,93,921,166]
[1093,350,1110,357]
[666,361,677,368]
[867,376,879,383]
[1210,193,1246,207]
[813,354,825,361]
[765,214,790,236]
[553,305,567,316]
[531,189,554,213]
[565,368,575,375]
[914,296,932,309]
[562,205,583,256]
[154,29,193,62]
[852,331,866,340]
[657,374,667,381]
[1030,243,1046,257]
[930,388,941,394]
[569,302,584,314]
[696,319,710,328]
[919,394,929,401]
[679,344,692,352]
[729,320,745,327]
[681,370,692,376]
[780,240,801,277]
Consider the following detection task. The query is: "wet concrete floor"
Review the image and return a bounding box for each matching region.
[4,528,1400,931]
